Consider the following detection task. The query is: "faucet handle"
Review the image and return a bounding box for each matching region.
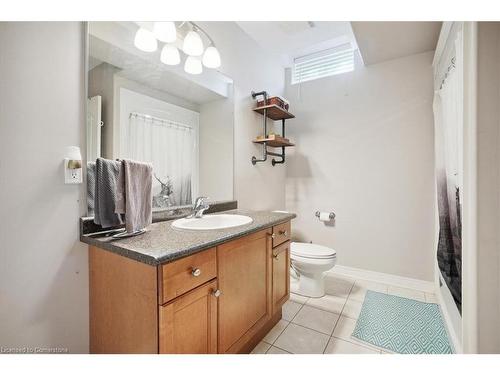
[194,196,209,207]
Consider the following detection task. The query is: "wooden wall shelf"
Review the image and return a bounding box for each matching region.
[253,135,295,148]
[251,90,295,166]
[253,104,295,121]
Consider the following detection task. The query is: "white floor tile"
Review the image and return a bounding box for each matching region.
[324,337,380,354]
[324,274,355,298]
[306,294,346,314]
[425,293,438,303]
[250,341,271,354]
[274,323,330,354]
[290,293,309,305]
[282,300,303,321]
[332,316,357,341]
[342,298,363,319]
[266,346,291,354]
[387,286,426,302]
[349,280,388,302]
[262,319,289,344]
[292,305,340,335]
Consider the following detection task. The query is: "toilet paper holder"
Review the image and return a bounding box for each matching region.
[315,211,336,220]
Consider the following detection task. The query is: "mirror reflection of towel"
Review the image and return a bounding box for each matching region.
[87,162,96,216]
[115,161,125,215]
[94,158,124,228]
[115,159,153,233]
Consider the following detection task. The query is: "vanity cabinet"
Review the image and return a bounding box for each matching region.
[217,229,272,353]
[89,220,291,354]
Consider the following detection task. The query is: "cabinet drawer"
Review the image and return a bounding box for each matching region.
[272,221,291,247]
[159,248,217,304]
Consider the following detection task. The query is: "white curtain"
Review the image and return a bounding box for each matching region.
[125,113,195,206]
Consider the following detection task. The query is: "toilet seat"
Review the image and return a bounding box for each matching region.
[290,242,336,259]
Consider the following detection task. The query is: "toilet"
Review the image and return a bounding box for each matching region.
[290,242,337,298]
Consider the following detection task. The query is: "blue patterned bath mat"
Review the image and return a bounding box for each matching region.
[351,291,453,354]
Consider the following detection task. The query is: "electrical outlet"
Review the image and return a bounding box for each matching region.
[64,158,83,184]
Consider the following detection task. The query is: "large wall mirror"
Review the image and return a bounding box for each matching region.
[86,21,234,216]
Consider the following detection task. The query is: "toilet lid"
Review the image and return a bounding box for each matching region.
[290,242,336,259]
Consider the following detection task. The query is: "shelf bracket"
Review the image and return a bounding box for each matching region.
[271,119,286,166]
[251,90,268,165]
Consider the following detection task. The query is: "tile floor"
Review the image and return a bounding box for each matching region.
[250,272,437,354]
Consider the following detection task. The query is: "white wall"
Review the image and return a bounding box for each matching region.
[284,51,436,281]
[0,22,88,353]
[475,22,500,353]
[199,93,235,202]
[199,22,286,210]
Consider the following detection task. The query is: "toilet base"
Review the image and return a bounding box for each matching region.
[291,272,326,298]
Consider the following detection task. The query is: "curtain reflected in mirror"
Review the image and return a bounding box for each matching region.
[126,112,195,209]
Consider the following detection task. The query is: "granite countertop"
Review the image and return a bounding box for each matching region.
[80,209,296,266]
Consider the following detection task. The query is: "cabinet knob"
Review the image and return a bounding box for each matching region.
[191,268,201,277]
[273,254,279,260]
[269,233,276,239]
[212,289,222,298]
[279,230,288,236]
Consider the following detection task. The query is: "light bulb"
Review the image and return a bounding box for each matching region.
[202,45,221,68]
[153,22,177,43]
[184,56,203,75]
[182,30,204,56]
[160,44,180,65]
[134,28,157,52]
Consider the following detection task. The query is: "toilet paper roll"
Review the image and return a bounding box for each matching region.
[319,212,330,222]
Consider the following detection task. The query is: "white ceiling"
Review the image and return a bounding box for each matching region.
[236,21,357,66]
[351,22,442,65]
[237,21,441,68]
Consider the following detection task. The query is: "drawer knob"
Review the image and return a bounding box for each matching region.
[279,230,288,236]
[273,254,279,260]
[191,268,201,277]
[212,289,222,298]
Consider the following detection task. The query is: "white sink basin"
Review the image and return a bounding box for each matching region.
[171,214,253,231]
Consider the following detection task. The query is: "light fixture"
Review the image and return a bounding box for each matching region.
[183,30,204,56]
[202,45,221,68]
[160,44,180,65]
[184,56,203,75]
[153,22,177,43]
[134,27,158,52]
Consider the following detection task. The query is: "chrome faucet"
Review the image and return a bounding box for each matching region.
[187,196,210,218]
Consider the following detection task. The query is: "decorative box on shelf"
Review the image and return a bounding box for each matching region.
[256,95,290,110]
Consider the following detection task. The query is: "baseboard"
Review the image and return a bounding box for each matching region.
[328,265,435,293]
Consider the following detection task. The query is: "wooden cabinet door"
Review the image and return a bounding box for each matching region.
[272,241,290,314]
[159,279,218,354]
[217,229,272,353]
